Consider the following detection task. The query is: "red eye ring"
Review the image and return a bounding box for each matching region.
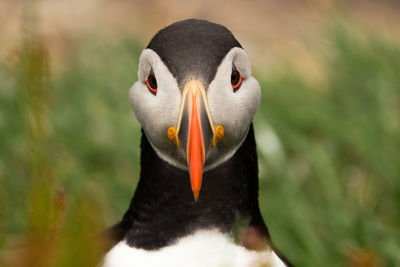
[146,72,158,95]
[231,69,242,91]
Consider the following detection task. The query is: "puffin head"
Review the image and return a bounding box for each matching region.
[129,19,261,200]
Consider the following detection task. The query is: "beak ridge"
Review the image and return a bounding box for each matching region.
[167,80,223,201]
[187,86,205,201]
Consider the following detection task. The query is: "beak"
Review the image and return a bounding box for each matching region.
[167,80,224,201]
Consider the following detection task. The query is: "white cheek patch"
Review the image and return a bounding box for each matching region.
[232,48,251,79]
[206,48,261,169]
[102,230,286,267]
[129,49,185,168]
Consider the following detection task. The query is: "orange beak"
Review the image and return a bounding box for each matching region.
[176,81,214,201]
[167,80,224,201]
[187,85,205,201]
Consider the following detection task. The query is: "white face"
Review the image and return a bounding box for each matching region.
[129,47,261,171]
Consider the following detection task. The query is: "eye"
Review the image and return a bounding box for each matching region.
[145,70,158,95]
[231,66,242,92]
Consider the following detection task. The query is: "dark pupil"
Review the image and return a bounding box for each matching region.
[231,70,240,85]
[148,74,157,89]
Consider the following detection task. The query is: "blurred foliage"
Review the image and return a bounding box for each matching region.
[0,20,399,267]
[255,25,400,266]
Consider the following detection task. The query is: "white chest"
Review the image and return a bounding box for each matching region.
[102,230,286,267]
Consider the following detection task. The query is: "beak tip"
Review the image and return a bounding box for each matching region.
[193,190,200,201]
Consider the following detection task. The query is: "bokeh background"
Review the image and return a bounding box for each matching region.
[1,0,399,266]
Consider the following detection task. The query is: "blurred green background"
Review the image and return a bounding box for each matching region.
[0,0,399,266]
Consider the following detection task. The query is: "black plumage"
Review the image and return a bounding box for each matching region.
[107,126,292,266]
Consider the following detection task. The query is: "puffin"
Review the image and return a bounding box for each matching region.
[102,19,293,267]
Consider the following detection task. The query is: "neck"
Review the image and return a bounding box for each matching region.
[111,124,269,250]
